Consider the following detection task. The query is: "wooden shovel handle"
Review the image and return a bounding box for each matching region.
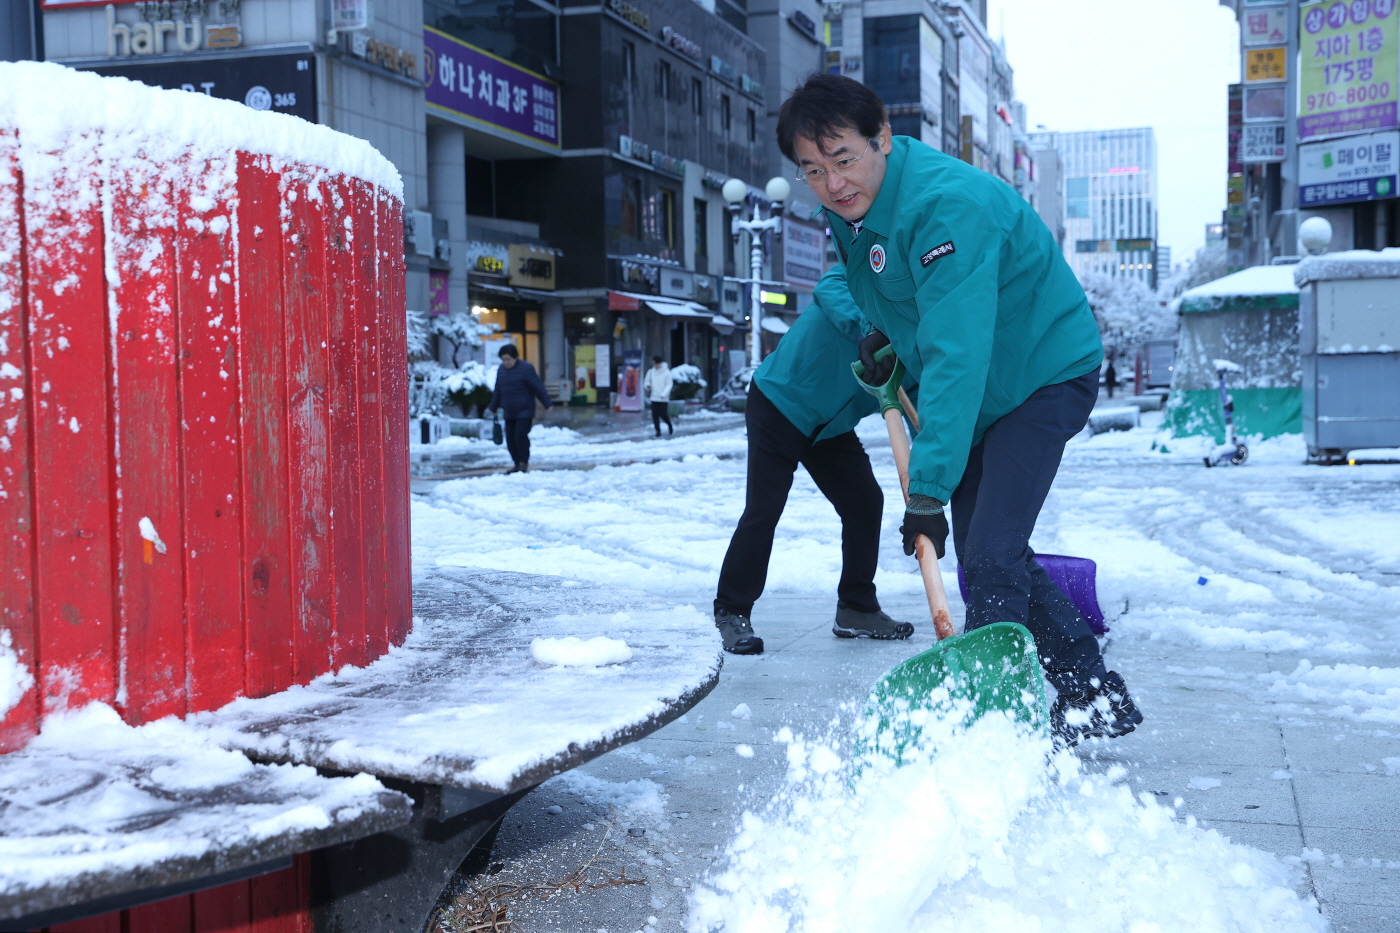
[884,409,955,641]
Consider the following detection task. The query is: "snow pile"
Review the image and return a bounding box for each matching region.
[688,711,1324,933]
[0,703,406,899]
[532,633,634,667]
[0,628,33,718]
[1295,247,1400,285]
[553,771,668,816]
[1265,660,1400,725]
[0,61,401,197]
[1182,264,1300,300]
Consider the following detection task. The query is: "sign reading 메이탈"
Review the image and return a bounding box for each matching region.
[422,27,559,149]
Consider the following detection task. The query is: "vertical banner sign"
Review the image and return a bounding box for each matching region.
[1300,0,1399,140]
[422,27,560,149]
[618,350,643,411]
[1228,83,1244,174]
[573,345,597,404]
[781,219,825,290]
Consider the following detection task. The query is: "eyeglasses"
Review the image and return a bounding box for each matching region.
[795,140,873,184]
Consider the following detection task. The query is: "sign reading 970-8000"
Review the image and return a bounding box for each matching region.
[1300,0,1398,140]
[87,54,317,124]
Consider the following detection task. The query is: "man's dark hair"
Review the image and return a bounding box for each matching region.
[776,74,887,163]
[652,355,664,364]
[498,344,519,360]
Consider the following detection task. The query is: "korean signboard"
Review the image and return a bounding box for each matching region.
[1243,7,1288,46]
[1242,122,1287,161]
[1300,0,1399,140]
[423,27,559,149]
[782,219,825,290]
[1245,47,1288,82]
[1299,129,1399,204]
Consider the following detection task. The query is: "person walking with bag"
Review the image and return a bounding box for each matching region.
[488,344,552,474]
[643,357,674,437]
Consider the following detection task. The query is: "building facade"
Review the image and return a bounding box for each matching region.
[1030,127,1160,287]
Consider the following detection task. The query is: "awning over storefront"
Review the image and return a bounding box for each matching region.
[608,290,712,318]
[760,316,790,334]
[709,314,738,335]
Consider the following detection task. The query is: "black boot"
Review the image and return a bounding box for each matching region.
[832,602,913,640]
[1051,671,1143,749]
[714,607,764,655]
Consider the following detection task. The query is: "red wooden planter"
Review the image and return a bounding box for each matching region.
[0,66,410,931]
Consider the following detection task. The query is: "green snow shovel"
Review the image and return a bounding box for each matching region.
[852,349,1049,766]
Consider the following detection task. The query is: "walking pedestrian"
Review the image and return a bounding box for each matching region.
[779,73,1142,746]
[643,357,674,437]
[488,344,552,474]
[713,263,911,655]
[1105,358,1119,399]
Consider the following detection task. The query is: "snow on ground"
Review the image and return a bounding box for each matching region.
[411,419,750,471]
[413,411,1400,931]
[689,715,1325,933]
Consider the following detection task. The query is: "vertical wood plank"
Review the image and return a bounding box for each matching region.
[351,180,388,660]
[126,894,194,933]
[22,128,117,716]
[324,177,366,669]
[0,125,39,750]
[280,169,333,683]
[235,154,293,698]
[377,191,411,646]
[174,154,245,713]
[107,152,186,725]
[249,860,306,933]
[192,878,251,933]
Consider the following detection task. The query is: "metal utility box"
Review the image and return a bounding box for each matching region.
[1295,251,1400,462]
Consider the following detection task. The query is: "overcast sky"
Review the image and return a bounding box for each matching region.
[987,0,1241,266]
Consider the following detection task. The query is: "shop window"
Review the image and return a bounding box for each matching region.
[622,176,642,238]
[691,77,703,116]
[622,40,635,85]
[747,108,756,143]
[425,0,558,77]
[694,198,708,268]
[474,305,542,366]
[721,94,731,132]
[659,188,677,253]
[658,60,672,100]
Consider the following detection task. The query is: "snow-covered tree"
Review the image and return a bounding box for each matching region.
[1079,272,1176,362]
[408,308,498,417]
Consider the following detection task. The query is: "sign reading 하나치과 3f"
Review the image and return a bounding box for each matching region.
[1299,0,1399,140]
[423,27,559,149]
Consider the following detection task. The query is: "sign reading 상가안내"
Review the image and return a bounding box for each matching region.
[422,27,559,149]
[1299,129,1399,204]
[1299,0,1399,140]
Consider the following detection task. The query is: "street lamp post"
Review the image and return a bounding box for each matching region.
[722,176,791,368]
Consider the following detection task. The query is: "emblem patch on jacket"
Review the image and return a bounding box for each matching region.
[869,244,886,274]
[920,241,955,266]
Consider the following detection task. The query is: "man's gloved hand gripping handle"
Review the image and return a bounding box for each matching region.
[857,330,895,387]
[901,493,948,559]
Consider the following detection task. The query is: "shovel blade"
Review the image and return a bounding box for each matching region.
[856,622,1049,766]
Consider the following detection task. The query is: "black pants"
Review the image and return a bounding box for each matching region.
[715,385,883,617]
[504,415,533,465]
[949,370,1105,694]
[651,400,673,436]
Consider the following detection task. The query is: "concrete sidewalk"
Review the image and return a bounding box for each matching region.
[432,585,1399,933]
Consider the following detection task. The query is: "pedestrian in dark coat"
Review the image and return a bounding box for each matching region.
[488,344,552,473]
[1105,359,1119,399]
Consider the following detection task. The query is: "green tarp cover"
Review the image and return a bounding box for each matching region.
[1164,387,1303,442]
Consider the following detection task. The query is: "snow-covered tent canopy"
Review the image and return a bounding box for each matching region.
[1165,265,1302,442]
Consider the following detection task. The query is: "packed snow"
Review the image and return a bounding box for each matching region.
[1181,264,1300,300]
[200,568,722,790]
[0,703,408,919]
[0,62,402,197]
[1295,247,1400,285]
[531,633,634,667]
[687,713,1325,933]
[0,628,32,719]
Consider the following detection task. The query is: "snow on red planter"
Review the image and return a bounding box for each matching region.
[0,63,411,751]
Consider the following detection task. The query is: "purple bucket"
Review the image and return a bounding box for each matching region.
[956,553,1107,635]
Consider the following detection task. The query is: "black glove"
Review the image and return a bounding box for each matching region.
[900,494,948,558]
[857,329,895,386]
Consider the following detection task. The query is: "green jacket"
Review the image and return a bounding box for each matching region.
[752,263,879,443]
[827,136,1102,502]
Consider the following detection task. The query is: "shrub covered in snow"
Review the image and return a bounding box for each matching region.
[670,363,707,400]
[407,309,499,416]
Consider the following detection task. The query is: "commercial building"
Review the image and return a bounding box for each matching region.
[1221,0,1400,263]
[1032,140,1066,251]
[1030,127,1160,287]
